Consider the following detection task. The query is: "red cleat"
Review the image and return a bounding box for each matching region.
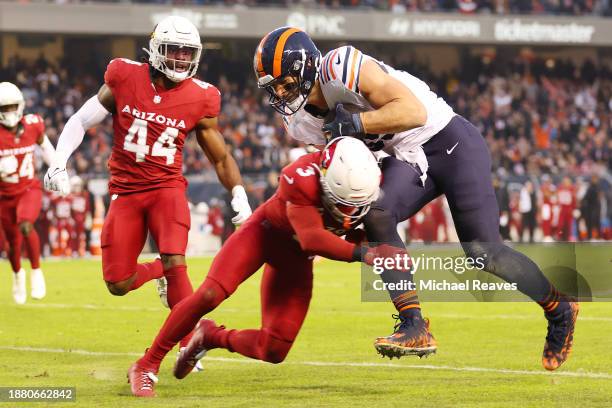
[127,363,158,397]
[174,319,219,379]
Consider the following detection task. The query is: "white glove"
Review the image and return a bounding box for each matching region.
[231,185,252,226]
[44,167,71,196]
[0,155,18,177]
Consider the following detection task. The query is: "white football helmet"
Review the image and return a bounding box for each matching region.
[70,175,84,193]
[319,137,381,226]
[145,16,202,83]
[0,82,25,128]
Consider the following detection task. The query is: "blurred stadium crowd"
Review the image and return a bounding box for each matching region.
[15,0,612,16]
[0,47,610,254]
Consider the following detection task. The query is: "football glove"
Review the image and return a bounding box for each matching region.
[322,104,365,141]
[231,185,252,226]
[44,166,71,196]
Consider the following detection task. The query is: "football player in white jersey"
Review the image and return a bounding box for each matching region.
[253,27,578,371]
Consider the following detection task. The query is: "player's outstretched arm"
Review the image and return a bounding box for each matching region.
[287,203,361,262]
[287,203,410,267]
[44,85,113,195]
[195,117,252,225]
[357,60,427,134]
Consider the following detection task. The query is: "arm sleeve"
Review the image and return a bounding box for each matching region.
[287,203,358,262]
[52,95,110,168]
[38,134,55,166]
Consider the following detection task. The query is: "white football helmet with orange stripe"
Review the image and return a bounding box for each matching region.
[253,27,321,115]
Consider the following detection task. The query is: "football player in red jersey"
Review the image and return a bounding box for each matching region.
[0,82,55,304]
[127,137,410,397]
[50,192,73,257]
[44,16,252,325]
[69,176,90,257]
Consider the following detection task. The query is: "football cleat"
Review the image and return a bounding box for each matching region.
[542,300,579,371]
[155,277,169,309]
[12,269,26,304]
[174,319,220,379]
[374,314,437,359]
[178,347,204,373]
[30,268,46,300]
[127,363,158,398]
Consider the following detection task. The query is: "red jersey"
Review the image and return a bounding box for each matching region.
[557,185,576,209]
[71,191,90,222]
[53,195,73,220]
[264,152,355,237]
[104,58,221,194]
[0,114,44,198]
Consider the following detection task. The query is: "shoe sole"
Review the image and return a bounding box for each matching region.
[374,343,437,359]
[31,292,46,300]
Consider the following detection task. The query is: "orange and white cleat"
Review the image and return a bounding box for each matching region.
[374,314,437,359]
[542,300,579,371]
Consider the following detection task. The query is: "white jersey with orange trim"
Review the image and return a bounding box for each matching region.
[285,46,455,174]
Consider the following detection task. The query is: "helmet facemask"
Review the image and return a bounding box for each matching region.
[319,173,375,227]
[147,41,202,83]
[0,102,24,128]
[258,51,319,116]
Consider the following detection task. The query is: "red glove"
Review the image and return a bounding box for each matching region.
[363,244,412,272]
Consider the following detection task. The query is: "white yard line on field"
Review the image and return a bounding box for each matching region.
[18,302,162,312]
[0,345,611,380]
[11,302,612,322]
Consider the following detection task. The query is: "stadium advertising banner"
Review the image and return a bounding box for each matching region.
[0,3,609,45]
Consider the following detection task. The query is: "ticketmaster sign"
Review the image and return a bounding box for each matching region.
[0,3,608,45]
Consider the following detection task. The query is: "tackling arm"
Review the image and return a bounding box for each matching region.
[195,117,252,225]
[287,203,360,262]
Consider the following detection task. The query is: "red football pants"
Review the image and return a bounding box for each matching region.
[0,185,42,271]
[140,209,313,369]
[101,187,190,283]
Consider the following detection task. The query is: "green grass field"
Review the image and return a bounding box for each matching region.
[1,257,611,407]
